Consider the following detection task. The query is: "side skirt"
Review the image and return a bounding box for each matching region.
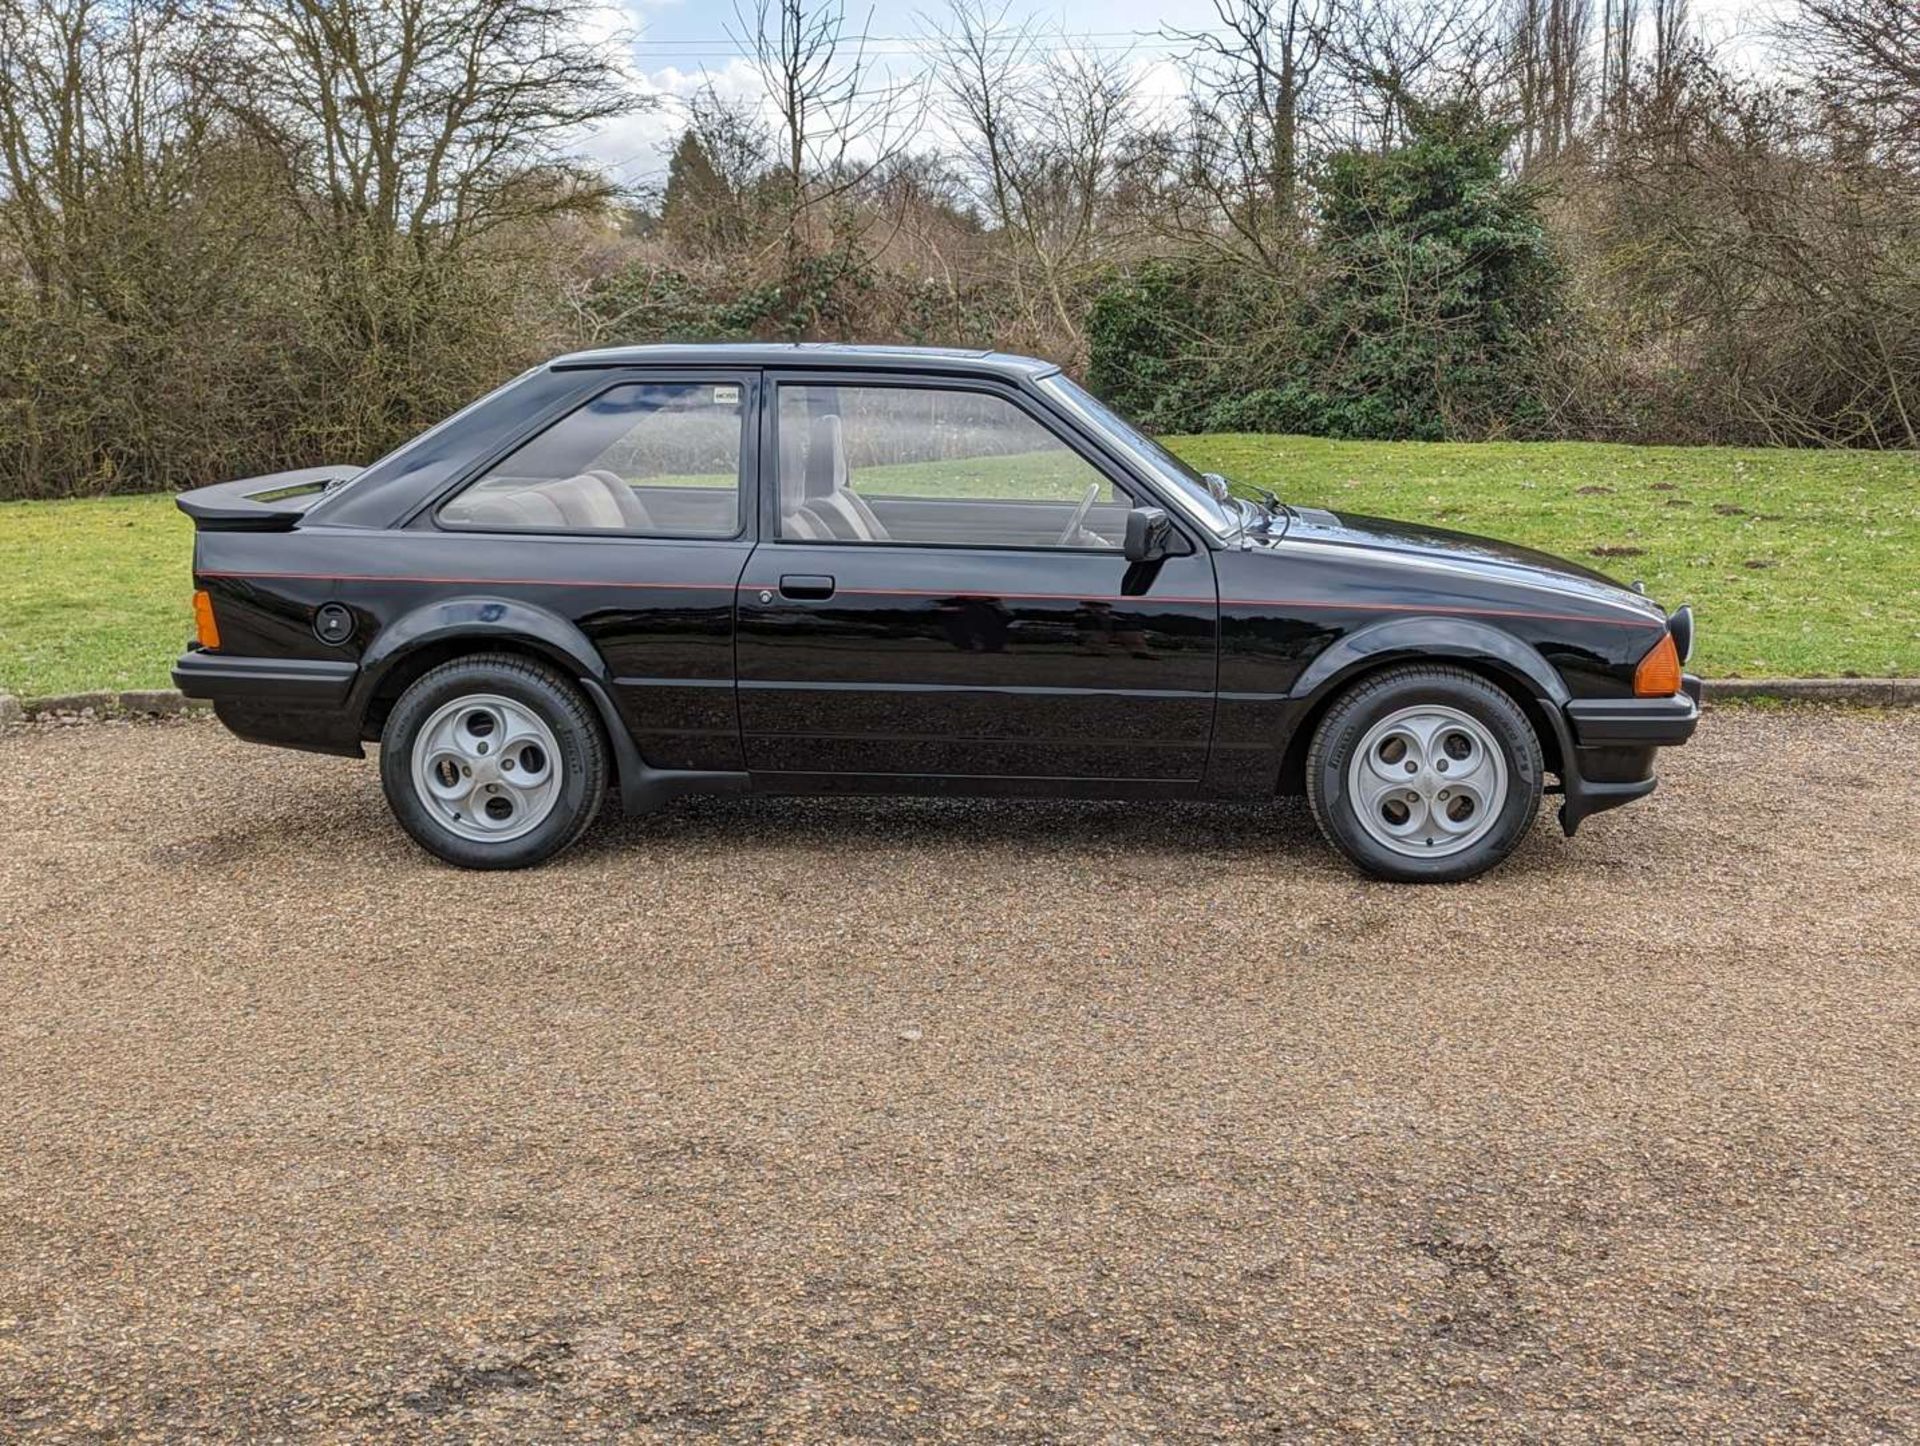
[581,677,1210,811]
[748,772,1207,802]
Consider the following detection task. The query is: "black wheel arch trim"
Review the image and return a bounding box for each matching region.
[1283,616,1654,838]
[345,598,749,816]
[348,596,611,723]
[1287,615,1574,710]
[575,677,749,816]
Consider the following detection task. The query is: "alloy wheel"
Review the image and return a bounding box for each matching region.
[408,693,563,844]
[1346,703,1510,859]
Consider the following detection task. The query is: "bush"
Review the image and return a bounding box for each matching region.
[1086,104,1568,441]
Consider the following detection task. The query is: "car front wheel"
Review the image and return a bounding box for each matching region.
[1305,664,1543,884]
[379,653,607,870]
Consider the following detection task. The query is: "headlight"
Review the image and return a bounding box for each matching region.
[1667,605,1694,664]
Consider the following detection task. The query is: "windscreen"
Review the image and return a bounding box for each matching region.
[1040,374,1237,538]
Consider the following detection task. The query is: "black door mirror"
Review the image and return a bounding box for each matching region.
[1124,506,1174,563]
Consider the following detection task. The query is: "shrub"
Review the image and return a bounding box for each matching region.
[1086,104,1568,441]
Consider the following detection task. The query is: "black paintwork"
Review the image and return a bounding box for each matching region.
[174,343,1699,833]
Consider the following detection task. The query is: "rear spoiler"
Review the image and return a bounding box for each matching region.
[175,466,361,532]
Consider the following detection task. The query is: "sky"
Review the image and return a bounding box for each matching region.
[582,0,1785,188]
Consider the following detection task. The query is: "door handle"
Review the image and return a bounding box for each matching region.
[779,574,836,600]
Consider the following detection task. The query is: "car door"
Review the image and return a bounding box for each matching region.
[733,372,1220,782]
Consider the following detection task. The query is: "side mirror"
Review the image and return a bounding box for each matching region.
[1124,506,1174,563]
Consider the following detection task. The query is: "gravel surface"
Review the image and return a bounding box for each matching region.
[2,708,1916,1441]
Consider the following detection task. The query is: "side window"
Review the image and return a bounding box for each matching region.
[776,383,1127,549]
[440,381,745,535]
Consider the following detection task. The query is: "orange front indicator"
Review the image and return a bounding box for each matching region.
[192,589,221,650]
[1634,631,1682,696]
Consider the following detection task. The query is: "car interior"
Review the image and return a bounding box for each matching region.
[441,469,650,530]
[437,378,1139,549]
[439,380,745,536]
[778,399,1130,551]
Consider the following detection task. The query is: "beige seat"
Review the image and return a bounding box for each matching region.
[445,469,651,531]
[783,415,890,541]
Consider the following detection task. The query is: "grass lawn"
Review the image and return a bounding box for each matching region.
[0,495,194,699]
[2,436,1916,696]
[1181,435,1920,680]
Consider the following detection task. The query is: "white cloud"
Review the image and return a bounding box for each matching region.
[572,0,1788,190]
[577,56,766,190]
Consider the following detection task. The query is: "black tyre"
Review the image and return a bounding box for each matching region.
[379,653,607,870]
[1305,664,1543,884]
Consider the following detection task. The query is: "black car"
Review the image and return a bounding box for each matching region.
[172,344,1699,882]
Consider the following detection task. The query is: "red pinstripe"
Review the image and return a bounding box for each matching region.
[195,571,1659,627]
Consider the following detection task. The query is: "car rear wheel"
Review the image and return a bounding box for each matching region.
[379,654,606,869]
[1305,664,1543,883]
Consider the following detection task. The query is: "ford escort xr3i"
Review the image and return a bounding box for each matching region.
[173,345,1699,882]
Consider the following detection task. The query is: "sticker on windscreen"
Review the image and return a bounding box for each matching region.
[713,385,740,406]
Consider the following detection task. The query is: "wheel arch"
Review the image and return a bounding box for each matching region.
[1275,618,1569,796]
[349,597,612,742]
[349,596,750,819]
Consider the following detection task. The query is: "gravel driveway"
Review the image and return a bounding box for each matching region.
[2,707,1916,1441]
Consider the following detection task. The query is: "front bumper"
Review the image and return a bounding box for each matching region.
[1565,687,1700,747]
[1551,675,1701,834]
[173,649,364,756]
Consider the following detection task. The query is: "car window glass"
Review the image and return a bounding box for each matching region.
[1040,373,1236,538]
[776,383,1126,550]
[440,381,743,535]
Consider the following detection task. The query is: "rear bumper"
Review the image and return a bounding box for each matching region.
[1551,676,1701,834]
[173,650,358,705]
[173,651,364,757]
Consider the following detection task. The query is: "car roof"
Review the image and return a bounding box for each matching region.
[547,342,1061,379]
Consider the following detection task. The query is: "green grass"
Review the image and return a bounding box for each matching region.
[0,495,195,698]
[641,450,1109,497]
[1171,436,1920,680]
[854,449,1113,500]
[2,436,1915,696]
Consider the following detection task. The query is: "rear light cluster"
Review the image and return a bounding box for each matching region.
[192,589,220,650]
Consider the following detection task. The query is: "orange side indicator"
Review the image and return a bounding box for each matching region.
[192,589,221,650]
[1634,631,1682,696]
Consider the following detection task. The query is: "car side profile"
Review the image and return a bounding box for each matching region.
[173,344,1699,882]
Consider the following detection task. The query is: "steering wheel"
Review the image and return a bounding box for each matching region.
[1055,482,1101,547]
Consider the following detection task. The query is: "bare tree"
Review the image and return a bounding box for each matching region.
[935,0,1136,351]
[1169,0,1333,255]
[731,0,921,276]
[652,81,780,257]
[1598,0,1637,140]
[1649,0,1689,99]
[0,0,206,298]
[202,0,638,259]
[1511,0,1593,167]
[1322,0,1507,151]
[682,82,779,201]
[1780,0,1920,166]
